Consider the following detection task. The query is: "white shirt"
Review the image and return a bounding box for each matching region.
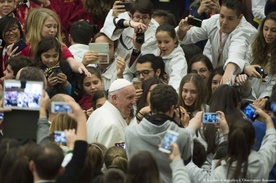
[154,44,187,92]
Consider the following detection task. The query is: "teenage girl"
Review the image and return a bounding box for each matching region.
[178,73,209,119]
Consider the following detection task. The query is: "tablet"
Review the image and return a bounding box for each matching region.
[4,80,43,111]
[89,43,109,64]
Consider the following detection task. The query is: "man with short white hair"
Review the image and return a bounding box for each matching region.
[87,79,136,148]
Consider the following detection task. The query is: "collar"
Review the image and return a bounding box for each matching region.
[146,113,180,127]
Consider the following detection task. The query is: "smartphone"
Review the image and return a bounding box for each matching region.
[117,2,132,11]
[89,43,109,64]
[0,112,4,120]
[159,130,179,153]
[202,113,219,124]
[12,38,27,54]
[54,131,67,143]
[51,102,72,113]
[51,66,61,76]
[242,103,258,121]
[187,17,202,27]
[115,142,126,149]
[255,68,267,78]
[132,80,142,90]
[270,102,276,112]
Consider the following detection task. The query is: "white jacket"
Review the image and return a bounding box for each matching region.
[154,44,187,91]
[86,101,127,148]
[101,10,159,81]
[101,59,117,90]
[178,14,257,75]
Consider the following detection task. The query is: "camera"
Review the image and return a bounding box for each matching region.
[136,33,144,44]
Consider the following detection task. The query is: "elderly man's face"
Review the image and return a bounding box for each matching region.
[113,85,136,118]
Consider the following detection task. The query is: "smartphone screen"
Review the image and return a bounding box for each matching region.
[202,113,219,124]
[187,17,202,27]
[51,102,72,113]
[115,142,126,149]
[54,131,67,143]
[159,130,179,153]
[242,104,258,121]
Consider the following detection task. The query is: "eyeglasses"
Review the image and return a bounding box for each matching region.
[135,69,153,76]
[133,15,150,21]
[4,27,19,36]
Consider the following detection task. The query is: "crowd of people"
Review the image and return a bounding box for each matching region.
[0,0,275,182]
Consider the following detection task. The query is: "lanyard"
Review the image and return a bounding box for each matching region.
[218,30,229,53]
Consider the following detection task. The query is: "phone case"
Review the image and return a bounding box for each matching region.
[187,17,202,27]
[12,38,27,54]
[89,43,109,64]
[117,2,132,11]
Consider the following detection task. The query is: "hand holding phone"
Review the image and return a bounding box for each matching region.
[159,130,179,153]
[242,103,258,121]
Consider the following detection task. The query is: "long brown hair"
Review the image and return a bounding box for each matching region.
[251,12,276,75]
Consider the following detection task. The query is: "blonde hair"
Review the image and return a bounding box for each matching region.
[25,8,62,57]
[49,113,77,133]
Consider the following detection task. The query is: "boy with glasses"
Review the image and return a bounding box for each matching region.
[136,54,166,83]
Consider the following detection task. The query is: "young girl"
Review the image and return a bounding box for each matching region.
[77,67,103,116]
[155,24,187,91]
[8,8,89,75]
[178,73,208,118]
[34,36,75,98]
[245,12,276,99]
